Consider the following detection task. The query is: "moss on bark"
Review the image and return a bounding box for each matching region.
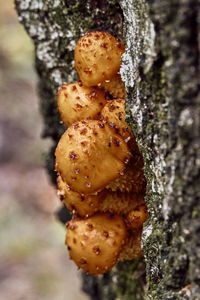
[15,0,200,299]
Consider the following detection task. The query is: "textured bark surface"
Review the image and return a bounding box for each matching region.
[15,0,200,299]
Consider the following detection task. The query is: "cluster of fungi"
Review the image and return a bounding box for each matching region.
[55,31,147,276]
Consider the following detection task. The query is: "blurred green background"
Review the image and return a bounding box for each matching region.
[0,2,88,299]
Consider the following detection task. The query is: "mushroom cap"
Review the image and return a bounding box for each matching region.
[74,31,125,87]
[100,99,131,139]
[57,81,108,127]
[100,99,140,153]
[126,203,148,230]
[57,175,105,217]
[101,74,126,99]
[55,120,131,195]
[66,213,127,275]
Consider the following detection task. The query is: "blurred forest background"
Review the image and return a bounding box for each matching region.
[0,2,88,299]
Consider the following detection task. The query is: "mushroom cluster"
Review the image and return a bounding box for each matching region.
[55,31,147,276]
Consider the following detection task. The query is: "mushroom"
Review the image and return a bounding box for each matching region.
[66,213,127,275]
[55,119,131,195]
[54,30,148,275]
[57,81,109,127]
[126,203,148,230]
[74,31,125,87]
[100,98,140,154]
[100,99,131,139]
[57,175,106,217]
[101,74,126,99]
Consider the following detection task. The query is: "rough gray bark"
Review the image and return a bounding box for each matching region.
[15,0,200,299]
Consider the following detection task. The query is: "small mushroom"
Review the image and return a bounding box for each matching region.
[57,81,109,127]
[66,213,127,275]
[100,99,140,154]
[55,120,131,195]
[101,74,126,99]
[126,203,148,230]
[100,99,131,139]
[74,31,125,87]
[57,175,106,217]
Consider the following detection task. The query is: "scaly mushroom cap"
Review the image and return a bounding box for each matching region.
[55,120,131,195]
[57,81,109,127]
[126,203,148,230]
[57,175,105,217]
[66,213,127,275]
[101,74,126,99]
[100,99,131,140]
[74,31,125,87]
[101,98,140,153]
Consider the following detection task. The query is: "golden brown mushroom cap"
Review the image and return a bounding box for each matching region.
[57,175,105,217]
[101,99,140,153]
[74,31,125,87]
[57,81,108,127]
[55,120,131,195]
[66,213,127,275]
[126,203,148,230]
[100,99,131,140]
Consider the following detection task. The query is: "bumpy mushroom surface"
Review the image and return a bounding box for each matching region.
[57,81,108,127]
[126,204,148,230]
[101,74,126,99]
[74,31,125,87]
[101,99,131,139]
[66,213,127,275]
[55,120,131,195]
[57,175,105,217]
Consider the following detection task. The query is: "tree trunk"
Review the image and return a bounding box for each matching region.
[15,0,200,299]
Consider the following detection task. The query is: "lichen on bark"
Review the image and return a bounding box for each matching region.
[15,0,200,299]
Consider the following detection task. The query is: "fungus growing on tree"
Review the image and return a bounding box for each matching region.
[101,74,126,99]
[126,204,148,230]
[54,31,147,276]
[74,31,125,87]
[66,213,127,275]
[100,99,131,139]
[106,156,146,194]
[57,81,108,127]
[99,189,145,215]
[57,175,106,217]
[55,119,131,195]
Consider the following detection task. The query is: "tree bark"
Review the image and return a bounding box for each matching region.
[15,0,200,299]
